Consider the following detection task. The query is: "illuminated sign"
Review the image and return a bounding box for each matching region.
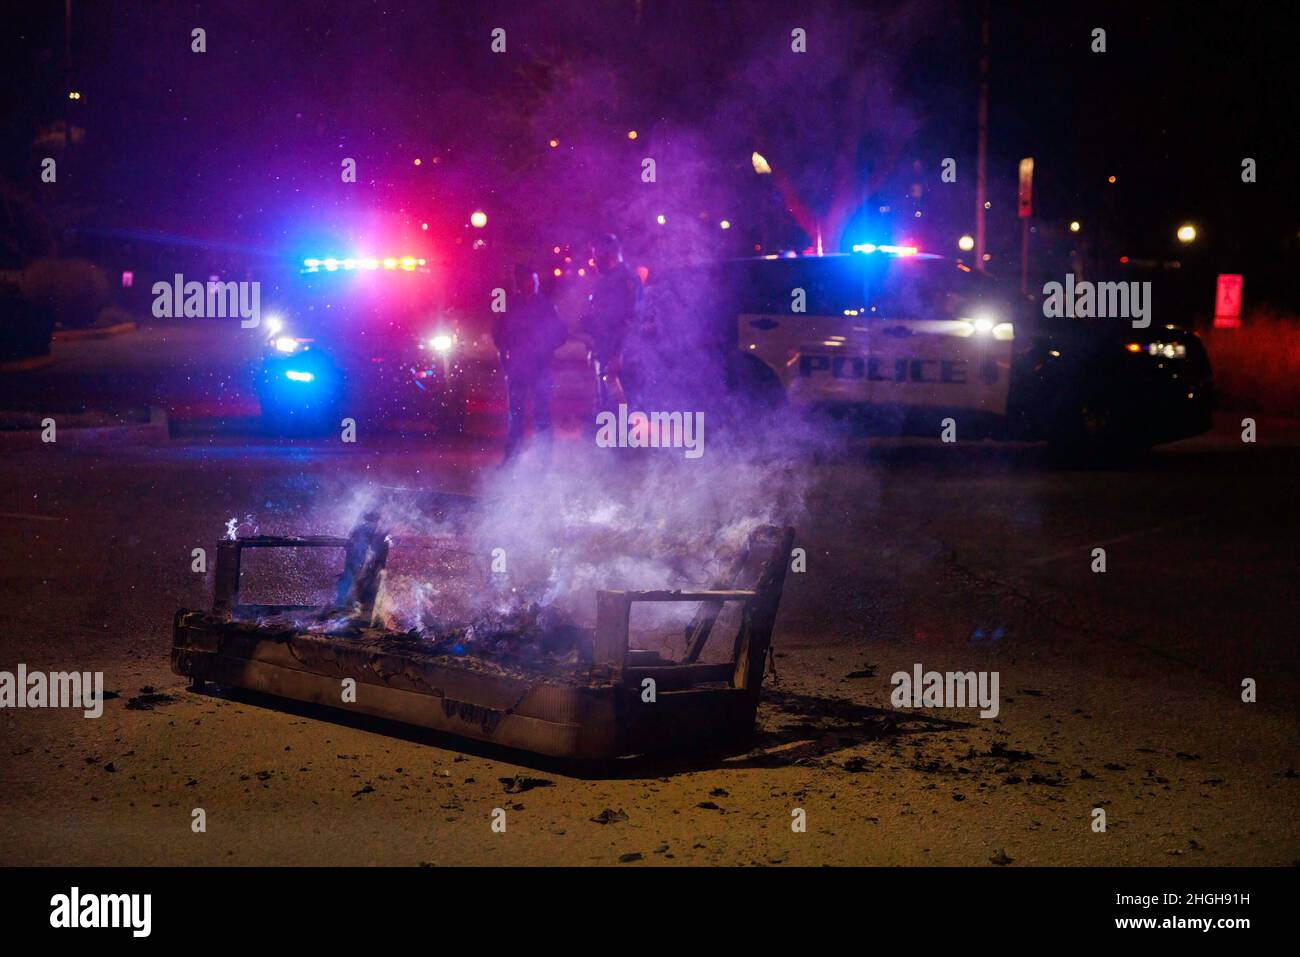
[1213,274,1243,329]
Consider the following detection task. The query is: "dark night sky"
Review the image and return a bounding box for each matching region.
[3,0,1297,305]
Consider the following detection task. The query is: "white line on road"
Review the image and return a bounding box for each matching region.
[1024,514,1205,568]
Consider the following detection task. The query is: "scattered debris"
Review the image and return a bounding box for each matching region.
[989,848,1013,866]
[988,742,1036,762]
[590,808,628,825]
[500,775,554,794]
[618,852,643,864]
[126,691,176,711]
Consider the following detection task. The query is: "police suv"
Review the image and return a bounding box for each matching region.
[645,247,1214,456]
[257,255,469,434]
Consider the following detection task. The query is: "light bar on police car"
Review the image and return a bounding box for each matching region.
[302,256,428,273]
[851,243,919,256]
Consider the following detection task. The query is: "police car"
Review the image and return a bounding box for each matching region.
[257,255,468,434]
[645,247,1214,456]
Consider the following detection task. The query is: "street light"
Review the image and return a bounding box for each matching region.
[1177,224,1197,243]
[751,152,772,175]
[957,235,975,251]
[470,210,487,228]
[1069,221,1081,233]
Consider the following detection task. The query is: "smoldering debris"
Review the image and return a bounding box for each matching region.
[421,603,586,670]
[265,428,819,668]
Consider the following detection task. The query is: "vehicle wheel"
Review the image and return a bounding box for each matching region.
[723,355,785,415]
[1048,390,1141,465]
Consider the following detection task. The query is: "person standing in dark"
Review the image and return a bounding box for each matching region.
[580,233,643,414]
[493,264,567,461]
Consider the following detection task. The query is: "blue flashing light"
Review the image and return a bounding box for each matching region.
[285,369,315,383]
[852,243,919,256]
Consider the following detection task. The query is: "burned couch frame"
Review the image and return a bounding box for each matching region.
[172,523,795,759]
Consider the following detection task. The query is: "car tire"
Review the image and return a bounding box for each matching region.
[724,355,785,412]
[1048,388,1144,466]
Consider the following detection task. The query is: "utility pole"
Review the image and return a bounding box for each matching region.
[974,2,989,271]
[64,0,73,152]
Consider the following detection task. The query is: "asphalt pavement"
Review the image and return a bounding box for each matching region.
[0,322,1296,865]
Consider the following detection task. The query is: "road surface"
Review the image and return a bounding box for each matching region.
[0,323,1296,865]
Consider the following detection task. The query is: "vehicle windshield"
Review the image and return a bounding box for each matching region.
[266,266,448,336]
[863,259,1007,321]
[718,255,1007,320]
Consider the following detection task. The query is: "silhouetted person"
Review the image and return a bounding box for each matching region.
[493,264,566,461]
[580,233,642,414]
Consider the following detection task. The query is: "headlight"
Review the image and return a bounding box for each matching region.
[428,334,454,353]
[1149,342,1187,359]
[957,314,1014,340]
[273,336,301,354]
[1129,341,1186,358]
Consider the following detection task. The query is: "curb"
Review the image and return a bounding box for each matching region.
[52,322,138,342]
[0,406,169,451]
[0,354,54,373]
